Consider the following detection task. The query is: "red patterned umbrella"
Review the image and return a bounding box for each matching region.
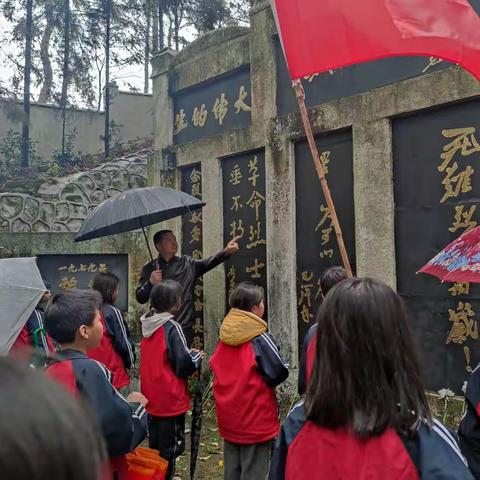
[418,226,480,283]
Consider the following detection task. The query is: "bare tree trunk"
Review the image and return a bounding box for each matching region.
[94,49,104,111]
[144,0,150,93]
[38,5,54,104]
[167,13,172,48]
[60,0,71,163]
[174,0,179,50]
[97,74,103,110]
[158,0,164,49]
[166,10,175,48]
[21,0,33,169]
[152,0,158,52]
[104,0,111,158]
[97,66,103,111]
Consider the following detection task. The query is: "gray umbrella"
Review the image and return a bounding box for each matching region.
[0,257,47,355]
[74,186,205,258]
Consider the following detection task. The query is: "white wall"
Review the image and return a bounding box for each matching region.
[0,91,153,164]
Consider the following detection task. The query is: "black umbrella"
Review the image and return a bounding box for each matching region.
[74,187,205,259]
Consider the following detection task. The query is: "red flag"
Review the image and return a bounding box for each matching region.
[271,0,480,80]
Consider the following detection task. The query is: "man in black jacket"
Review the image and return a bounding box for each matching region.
[136,230,240,346]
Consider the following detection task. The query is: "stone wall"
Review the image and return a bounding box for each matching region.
[0,90,153,163]
[0,146,151,327]
[0,149,149,233]
[150,0,480,393]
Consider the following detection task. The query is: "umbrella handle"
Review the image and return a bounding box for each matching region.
[139,218,154,262]
[33,327,46,348]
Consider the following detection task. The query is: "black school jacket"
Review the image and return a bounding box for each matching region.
[47,349,147,458]
[135,252,228,328]
[459,364,480,478]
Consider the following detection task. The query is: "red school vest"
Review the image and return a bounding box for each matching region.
[286,424,419,480]
[210,341,280,444]
[140,325,191,417]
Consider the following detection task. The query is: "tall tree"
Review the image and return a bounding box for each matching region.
[158,0,164,49]
[37,1,57,103]
[21,0,33,169]
[1,0,251,123]
[60,0,71,162]
[185,0,229,34]
[144,0,150,93]
[173,0,179,50]
[1,0,105,107]
[104,0,111,157]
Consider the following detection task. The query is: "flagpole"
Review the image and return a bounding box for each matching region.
[293,79,353,278]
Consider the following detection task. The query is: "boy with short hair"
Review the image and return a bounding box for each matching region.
[210,282,289,480]
[44,289,147,478]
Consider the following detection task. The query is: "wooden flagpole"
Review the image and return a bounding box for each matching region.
[293,79,353,278]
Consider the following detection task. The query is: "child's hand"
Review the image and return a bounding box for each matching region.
[191,348,206,360]
[127,391,148,406]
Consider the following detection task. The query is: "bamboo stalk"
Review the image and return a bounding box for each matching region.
[293,80,353,278]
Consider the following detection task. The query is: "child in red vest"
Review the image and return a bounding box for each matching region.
[140,280,203,480]
[210,282,289,480]
[88,272,135,393]
[44,289,148,480]
[269,278,472,480]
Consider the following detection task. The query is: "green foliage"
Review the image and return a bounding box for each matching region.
[52,127,81,167]
[45,161,61,177]
[185,0,230,33]
[0,129,40,182]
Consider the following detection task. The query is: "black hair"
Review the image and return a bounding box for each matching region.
[306,277,431,438]
[45,289,102,344]
[153,229,173,246]
[319,266,347,298]
[229,282,264,311]
[0,357,106,480]
[91,272,120,304]
[150,280,183,313]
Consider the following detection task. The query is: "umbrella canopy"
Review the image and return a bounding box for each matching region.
[418,226,480,283]
[0,257,47,355]
[74,187,205,243]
